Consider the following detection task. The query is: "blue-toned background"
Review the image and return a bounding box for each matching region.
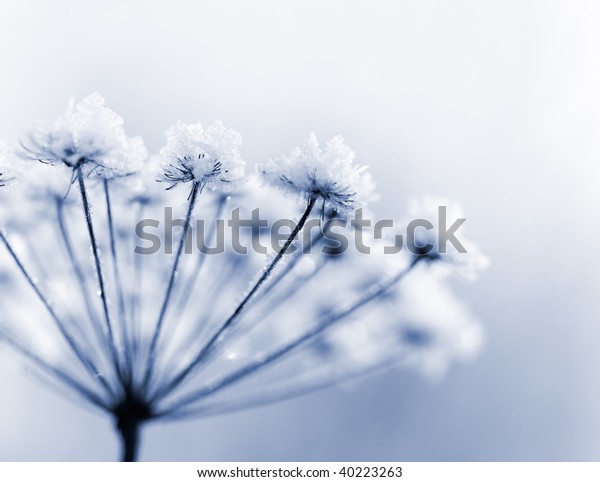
[0,0,599,460]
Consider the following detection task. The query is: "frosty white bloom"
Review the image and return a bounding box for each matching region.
[0,141,21,227]
[158,121,245,191]
[19,92,147,177]
[0,99,490,460]
[257,133,376,213]
[314,270,484,380]
[0,140,20,188]
[394,271,484,379]
[405,196,490,279]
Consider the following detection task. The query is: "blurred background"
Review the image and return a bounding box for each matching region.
[0,0,599,461]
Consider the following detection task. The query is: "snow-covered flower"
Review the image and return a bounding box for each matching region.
[19,92,147,177]
[158,121,245,191]
[394,270,484,378]
[257,133,376,213]
[0,141,20,188]
[404,196,490,279]
[0,103,488,462]
[0,141,11,187]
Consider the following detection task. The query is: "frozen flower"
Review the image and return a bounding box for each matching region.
[310,268,483,380]
[394,271,485,379]
[0,142,24,225]
[0,141,20,188]
[0,102,488,462]
[19,92,146,177]
[158,121,245,191]
[0,141,21,227]
[404,196,490,279]
[257,133,376,213]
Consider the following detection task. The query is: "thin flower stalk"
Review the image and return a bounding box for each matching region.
[142,180,201,389]
[150,195,317,401]
[157,260,417,414]
[104,179,133,379]
[0,232,115,398]
[76,166,124,383]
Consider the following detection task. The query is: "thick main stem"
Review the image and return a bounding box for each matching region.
[117,418,141,462]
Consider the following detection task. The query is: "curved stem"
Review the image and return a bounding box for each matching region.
[158,356,403,421]
[152,196,317,402]
[0,326,110,410]
[172,196,227,320]
[128,202,147,378]
[77,167,123,383]
[161,260,417,413]
[0,232,116,398]
[142,181,201,389]
[55,199,106,353]
[104,180,132,380]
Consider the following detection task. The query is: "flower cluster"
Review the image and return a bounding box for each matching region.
[0,140,18,188]
[258,133,377,214]
[158,121,245,191]
[19,92,147,177]
[0,93,488,461]
[404,196,490,278]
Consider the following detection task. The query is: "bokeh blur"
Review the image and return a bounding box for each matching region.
[0,0,599,461]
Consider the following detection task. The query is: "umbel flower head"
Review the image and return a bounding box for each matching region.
[0,141,12,187]
[0,141,17,188]
[403,196,490,279]
[19,92,147,178]
[257,133,376,213]
[158,121,245,191]
[0,96,488,462]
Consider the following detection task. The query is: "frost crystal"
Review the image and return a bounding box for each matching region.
[257,133,376,213]
[0,141,20,188]
[158,121,245,191]
[19,92,147,177]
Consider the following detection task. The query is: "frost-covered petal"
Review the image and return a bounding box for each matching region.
[0,141,20,189]
[158,121,245,191]
[18,92,147,178]
[257,133,377,213]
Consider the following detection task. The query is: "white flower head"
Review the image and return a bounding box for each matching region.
[19,92,147,178]
[395,271,485,379]
[257,133,377,213]
[405,196,490,279]
[0,141,22,189]
[158,121,245,191]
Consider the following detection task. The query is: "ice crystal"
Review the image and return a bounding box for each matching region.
[257,133,376,213]
[19,92,147,177]
[0,140,19,189]
[158,121,245,191]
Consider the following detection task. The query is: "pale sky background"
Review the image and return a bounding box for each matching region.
[0,0,599,460]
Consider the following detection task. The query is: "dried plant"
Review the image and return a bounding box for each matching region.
[0,93,488,461]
